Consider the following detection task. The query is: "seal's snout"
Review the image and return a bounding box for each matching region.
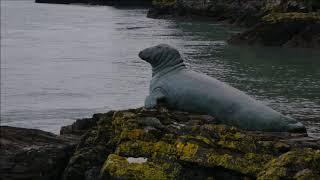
[139,47,152,61]
[139,51,147,60]
[138,50,145,60]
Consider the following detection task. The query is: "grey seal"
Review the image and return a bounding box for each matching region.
[139,44,306,133]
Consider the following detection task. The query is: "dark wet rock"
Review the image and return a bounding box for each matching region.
[112,0,152,6]
[62,111,115,180]
[0,126,80,180]
[60,111,114,136]
[228,12,320,48]
[35,0,151,6]
[35,0,88,4]
[147,0,179,18]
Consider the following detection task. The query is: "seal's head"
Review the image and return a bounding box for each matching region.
[139,44,184,74]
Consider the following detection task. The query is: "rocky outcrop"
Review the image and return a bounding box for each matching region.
[149,0,319,25]
[62,111,115,180]
[148,0,266,26]
[35,0,90,5]
[1,107,319,179]
[35,0,152,6]
[63,106,319,179]
[60,111,115,136]
[149,0,320,48]
[229,12,320,47]
[0,126,80,180]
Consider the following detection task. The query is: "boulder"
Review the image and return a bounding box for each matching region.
[0,126,80,180]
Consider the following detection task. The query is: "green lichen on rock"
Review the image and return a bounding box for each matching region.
[257,148,320,180]
[116,140,179,159]
[100,154,180,179]
[152,0,176,8]
[262,12,320,24]
[62,107,320,180]
[262,0,315,13]
[206,152,273,176]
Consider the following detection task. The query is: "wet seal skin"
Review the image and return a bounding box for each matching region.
[139,44,306,133]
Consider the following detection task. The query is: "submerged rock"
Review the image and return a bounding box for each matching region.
[0,126,79,180]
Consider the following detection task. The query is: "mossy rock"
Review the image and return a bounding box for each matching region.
[100,154,181,179]
[152,0,176,8]
[262,12,320,24]
[257,148,320,179]
[62,107,320,180]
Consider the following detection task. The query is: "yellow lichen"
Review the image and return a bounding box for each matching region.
[262,12,320,24]
[176,142,199,160]
[257,148,320,180]
[100,154,179,179]
[118,129,147,142]
[295,169,320,180]
[179,135,213,146]
[116,140,179,159]
[152,0,176,7]
[206,152,273,176]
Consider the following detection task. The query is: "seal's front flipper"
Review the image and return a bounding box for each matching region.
[145,89,166,109]
[287,122,307,133]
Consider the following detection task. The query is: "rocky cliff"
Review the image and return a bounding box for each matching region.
[35,0,152,6]
[1,106,319,180]
[149,0,320,48]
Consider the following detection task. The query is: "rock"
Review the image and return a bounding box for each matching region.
[149,0,319,25]
[147,0,179,19]
[228,12,320,48]
[35,0,151,6]
[35,0,88,4]
[148,0,267,26]
[61,106,319,180]
[149,0,320,48]
[62,111,115,180]
[60,111,115,136]
[0,126,79,180]
[112,0,152,6]
[2,107,319,179]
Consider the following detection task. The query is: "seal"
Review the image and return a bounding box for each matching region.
[139,44,306,132]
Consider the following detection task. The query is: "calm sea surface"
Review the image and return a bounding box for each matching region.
[1,0,320,137]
